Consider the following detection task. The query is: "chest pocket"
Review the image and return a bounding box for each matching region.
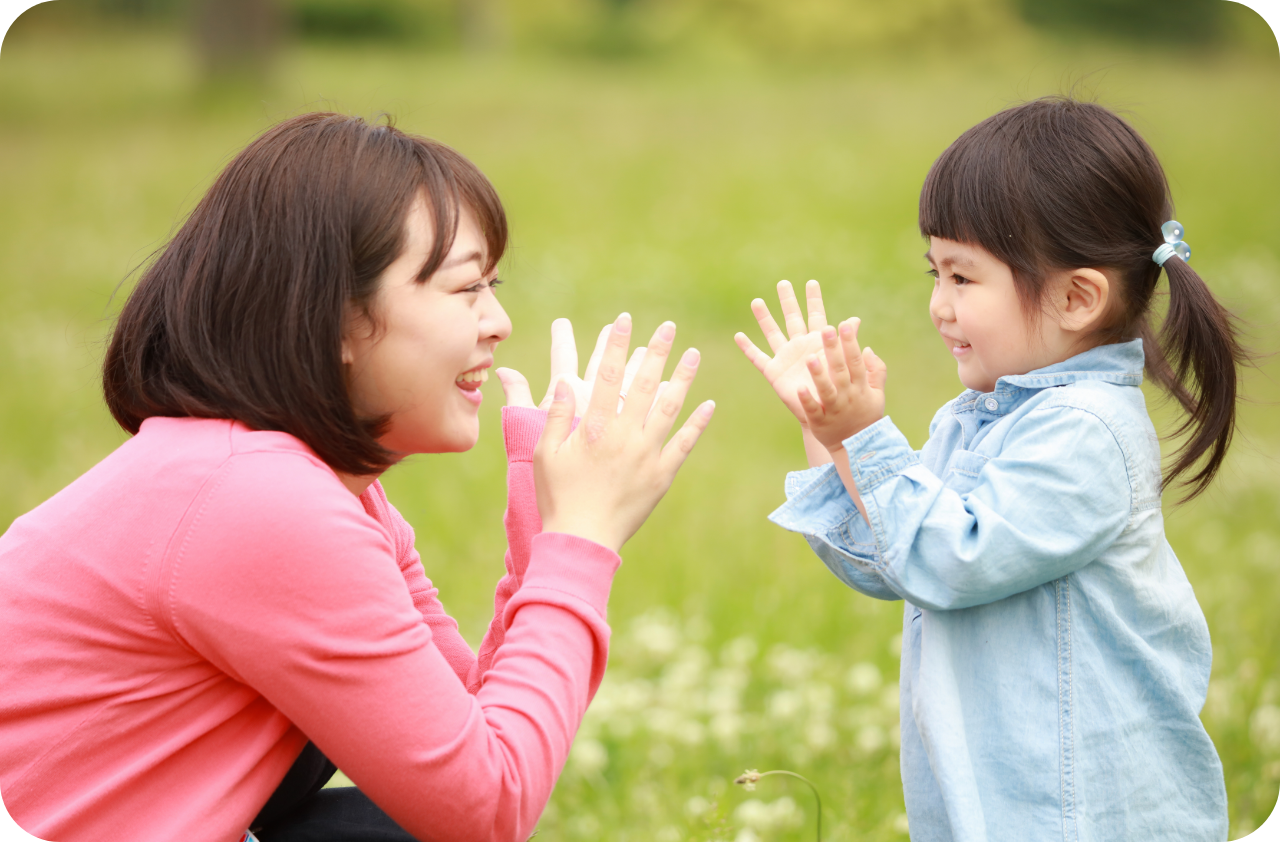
[940,450,990,496]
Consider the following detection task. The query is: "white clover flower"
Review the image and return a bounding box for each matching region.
[685,795,712,818]
[734,796,802,832]
[892,812,910,834]
[733,829,761,842]
[856,724,887,754]
[889,634,903,657]
[846,662,883,696]
[656,826,683,842]
[766,689,802,722]
[568,738,607,777]
[805,719,837,752]
[721,636,759,667]
[766,645,822,683]
[711,711,744,749]
[880,683,900,712]
[1250,704,1280,752]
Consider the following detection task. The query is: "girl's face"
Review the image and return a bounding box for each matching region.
[926,237,1063,394]
[343,196,511,457]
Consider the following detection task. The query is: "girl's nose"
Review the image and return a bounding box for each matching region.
[929,285,953,323]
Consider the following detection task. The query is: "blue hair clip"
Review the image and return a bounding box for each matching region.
[1153,220,1191,266]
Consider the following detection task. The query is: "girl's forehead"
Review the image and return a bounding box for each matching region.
[926,237,996,270]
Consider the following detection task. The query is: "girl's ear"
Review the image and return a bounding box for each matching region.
[1055,268,1111,334]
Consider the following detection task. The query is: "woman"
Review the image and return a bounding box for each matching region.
[0,113,713,842]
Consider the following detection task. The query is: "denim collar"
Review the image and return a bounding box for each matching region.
[952,338,1145,418]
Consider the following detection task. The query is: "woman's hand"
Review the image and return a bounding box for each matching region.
[496,318,651,415]
[534,314,714,553]
[734,280,832,424]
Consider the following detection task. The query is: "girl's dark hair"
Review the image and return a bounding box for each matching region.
[919,96,1246,500]
[104,112,508,475]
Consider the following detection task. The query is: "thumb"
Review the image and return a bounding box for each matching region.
[495,367,535,408]
[539,377,576,450]
[863,347,888,390]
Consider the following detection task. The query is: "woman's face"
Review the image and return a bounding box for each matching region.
[342,196,511,457]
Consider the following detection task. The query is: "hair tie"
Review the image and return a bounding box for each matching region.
[1153,220,1191,266]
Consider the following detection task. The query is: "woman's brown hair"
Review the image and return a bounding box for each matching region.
[103,112,508,475]
[919,96,1246,500]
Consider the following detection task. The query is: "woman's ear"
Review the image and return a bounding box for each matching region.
[1054,268,1111,334]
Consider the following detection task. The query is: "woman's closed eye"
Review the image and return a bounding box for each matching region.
[462,278,503,294]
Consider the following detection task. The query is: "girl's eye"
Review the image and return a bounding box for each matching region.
[926,269,939,280]
[952,274,972,286]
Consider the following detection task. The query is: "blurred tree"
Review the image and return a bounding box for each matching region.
[1016,0,1224,43]
[191,0,282,81]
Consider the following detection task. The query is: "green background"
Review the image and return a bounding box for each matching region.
[1,1,1278,838]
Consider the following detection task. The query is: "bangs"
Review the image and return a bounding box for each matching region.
[918,109,1043,281]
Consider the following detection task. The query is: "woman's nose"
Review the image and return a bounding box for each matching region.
[482,290,512,343]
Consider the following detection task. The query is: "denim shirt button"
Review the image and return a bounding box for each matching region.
[984,397,999,411]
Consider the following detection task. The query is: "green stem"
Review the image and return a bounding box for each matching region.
[755,770,822,842]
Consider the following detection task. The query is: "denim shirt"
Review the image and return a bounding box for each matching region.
[770,340,1227,842]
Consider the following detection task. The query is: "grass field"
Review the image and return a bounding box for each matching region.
[1,10,1278,840]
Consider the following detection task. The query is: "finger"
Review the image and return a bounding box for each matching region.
[805,280,828,332]
[840,318,867,381]
[582,324,612,385]
[644,347,698,442]
[549,318,579,381]
[797,384,824,423]
[621,321,675,425]
[863,347,888,390]
[750,297,787,354]
[495,367,536,409]
[658,399,715,476]
[621,347,647,395]
[734,331,772,375]
[582,312,632,433]
[645,380,669,424]
[807,352,840,406]
[776,280,808,339]
[820,324,849,384]
[538,378,576,453]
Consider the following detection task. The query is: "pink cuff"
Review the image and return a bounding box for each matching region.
[502,406,547,463]
[516,532,622,620]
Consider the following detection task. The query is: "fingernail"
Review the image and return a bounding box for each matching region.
[553,379,571,401]
[659,321,676,341]
[615,313,631,334]
[700,400,716,417]
[823,326,837,340]
[682,348,700,366]
[840,321,853,337]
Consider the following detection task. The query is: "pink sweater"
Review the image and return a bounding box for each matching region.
[0,407,619,842]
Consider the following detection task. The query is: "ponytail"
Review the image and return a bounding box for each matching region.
[1143,256,1248,500]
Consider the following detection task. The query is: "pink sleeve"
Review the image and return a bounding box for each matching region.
[164,444,620,842]
[359,406,550,691]
[466,406,547,692]
[359,482,478,683]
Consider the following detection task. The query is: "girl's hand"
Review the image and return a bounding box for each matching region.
[534,314,715,553]
[799,318,888,452]
[496,318,651,414]
[734,280,831,424]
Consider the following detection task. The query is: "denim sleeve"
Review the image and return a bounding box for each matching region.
[769,465,902,602]
[801,411,1132,611]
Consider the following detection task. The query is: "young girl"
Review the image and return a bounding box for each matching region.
[737,97,1240,841]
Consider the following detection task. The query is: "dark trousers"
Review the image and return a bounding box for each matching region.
[252,743,417,842]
